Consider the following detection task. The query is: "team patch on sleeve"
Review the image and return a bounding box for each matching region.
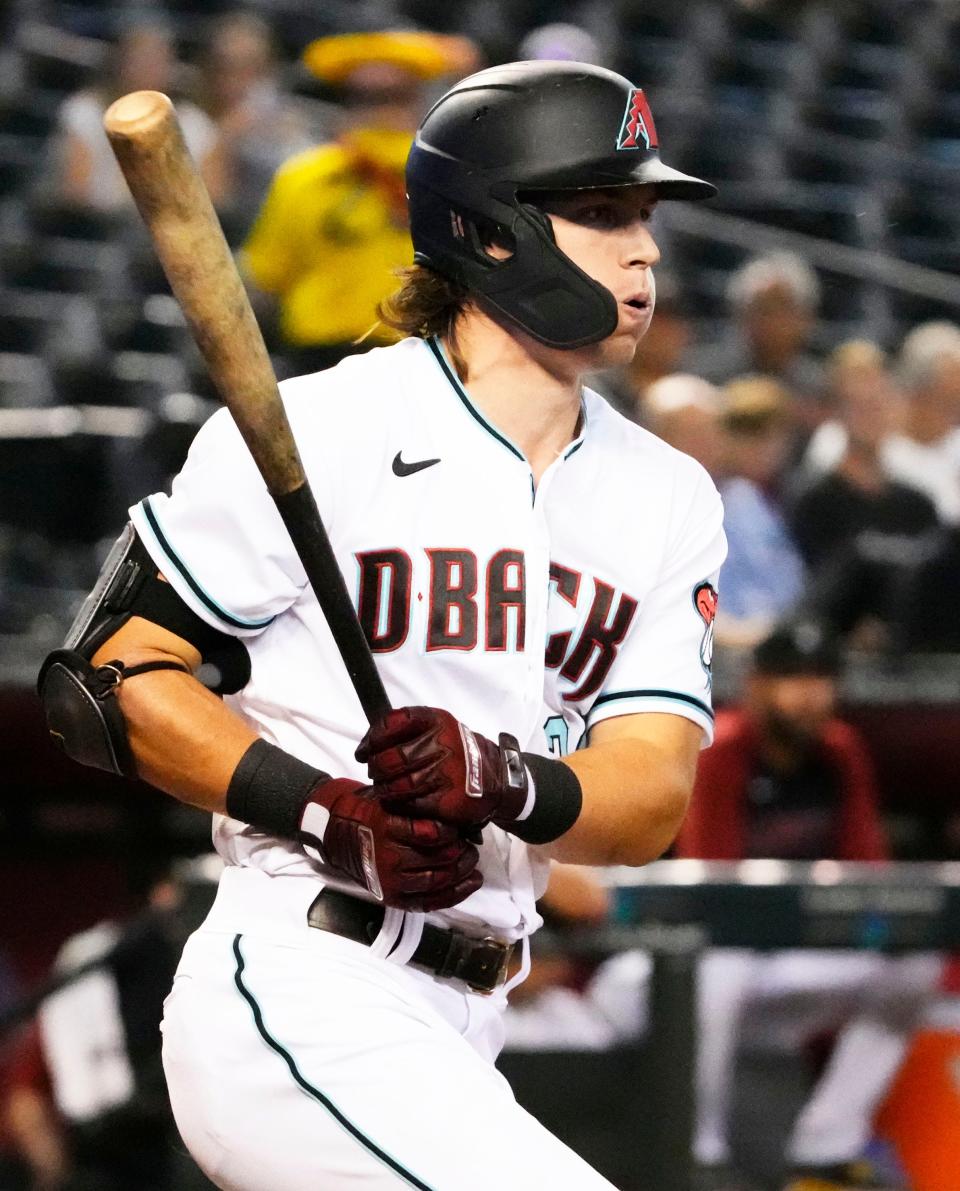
[693,580,718,676]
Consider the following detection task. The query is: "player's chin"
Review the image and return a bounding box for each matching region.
[601,317,651,365]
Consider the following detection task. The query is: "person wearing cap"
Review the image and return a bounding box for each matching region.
[678,620,884,862]
[240,31,477,373]
[715,376,806,648]
[666,621,936,1190]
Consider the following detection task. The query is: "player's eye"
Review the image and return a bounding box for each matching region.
[572,202,623,228]
[571,201,656,230]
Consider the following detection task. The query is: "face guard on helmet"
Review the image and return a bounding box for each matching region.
[406,60,716,350]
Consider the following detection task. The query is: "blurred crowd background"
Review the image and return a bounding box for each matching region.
[1,1,960,1189]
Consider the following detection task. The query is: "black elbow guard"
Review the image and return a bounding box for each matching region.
[37,522,248,775]
[38,652,190,777]
[38,651,137,776]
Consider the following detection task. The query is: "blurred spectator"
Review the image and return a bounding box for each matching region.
[596,274,694,420]
[642,373,726,476]
[890,522,960,653]
[3,866,218,1191]
[884,322,960,525]
[194,12,324,231]
[241,30,477,374]
[715,376,805,647]
[588,622,940,1190]
[52,19,225,212]
[6,1026,73,1190]
[801,341,897,481]
[789,352,938,649]
[678,621,885,862]
[805,328,960,524]
[518,22,604,65]
[684,252,826,431]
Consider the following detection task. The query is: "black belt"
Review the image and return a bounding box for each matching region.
[306,890,516,994]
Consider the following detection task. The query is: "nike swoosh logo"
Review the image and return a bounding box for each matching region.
[392,452,441,477]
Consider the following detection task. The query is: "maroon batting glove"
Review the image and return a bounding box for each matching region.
[355,707,529,830]
[299,777,482,913]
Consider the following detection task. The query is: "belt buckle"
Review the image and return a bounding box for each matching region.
[466,937,514,996]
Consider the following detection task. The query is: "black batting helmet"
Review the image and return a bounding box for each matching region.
[406,60,716,350]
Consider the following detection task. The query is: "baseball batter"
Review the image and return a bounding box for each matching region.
[40,62,724,1189]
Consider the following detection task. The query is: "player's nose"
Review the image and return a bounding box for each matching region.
[622,224,661,270]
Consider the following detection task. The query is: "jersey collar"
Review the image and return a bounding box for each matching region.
[424,336,587,464]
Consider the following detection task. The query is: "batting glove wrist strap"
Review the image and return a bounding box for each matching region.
[226,738,327,840]
[511,751,583,844]
[227,739,482,911]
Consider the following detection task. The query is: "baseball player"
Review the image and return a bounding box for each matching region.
[39,62,724,1189]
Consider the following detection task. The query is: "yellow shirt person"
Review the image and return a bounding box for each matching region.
[243,127,412,350]
[241,30,477,370]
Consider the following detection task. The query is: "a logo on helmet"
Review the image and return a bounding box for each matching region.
[617,88,658,151]
[693,580,718,678]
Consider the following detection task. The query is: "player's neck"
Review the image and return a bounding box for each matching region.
[443,314,586,483]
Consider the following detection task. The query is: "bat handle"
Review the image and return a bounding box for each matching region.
[273,485,391,724]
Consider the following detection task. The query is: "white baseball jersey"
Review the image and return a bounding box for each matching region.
[131,335,725,943]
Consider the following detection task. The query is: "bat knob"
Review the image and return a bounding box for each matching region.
[104,91,174,140]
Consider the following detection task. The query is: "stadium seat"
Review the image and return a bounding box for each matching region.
[0,134,43,198]
[802,87,898,141]
[26,199,126,242]
[107,351,190,410]
[0,95,57,139]
[0,236,128,296]
[15,22,104,89]
[0,353,56,408]
[101,293,191,356]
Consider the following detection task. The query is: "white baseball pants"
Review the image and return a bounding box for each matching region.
[162,867,617,1190]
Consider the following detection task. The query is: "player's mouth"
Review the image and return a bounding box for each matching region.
[621,293,652,326]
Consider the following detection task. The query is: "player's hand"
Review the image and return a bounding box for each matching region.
[355,707,529,830]
[299,777,482,912]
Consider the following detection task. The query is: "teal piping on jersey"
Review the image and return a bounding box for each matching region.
[137,497,275,631]
[586,689,714,728]
[424,337,587,463]
[231,935,437,1191]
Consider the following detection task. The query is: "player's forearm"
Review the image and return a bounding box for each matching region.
[91,642,257,813]
[548,739,693,867]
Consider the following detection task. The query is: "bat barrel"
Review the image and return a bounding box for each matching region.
[104,90,304,497]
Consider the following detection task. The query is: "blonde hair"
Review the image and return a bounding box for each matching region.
[722,374,791,434]
[829,339,886,375]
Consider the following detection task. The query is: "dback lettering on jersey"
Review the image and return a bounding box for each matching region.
[355,551,639,699]
[427,549,478,651]
[546,562,639,700]
[356,549,412,652]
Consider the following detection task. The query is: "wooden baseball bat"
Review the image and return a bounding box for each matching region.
[103,90,390,722]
